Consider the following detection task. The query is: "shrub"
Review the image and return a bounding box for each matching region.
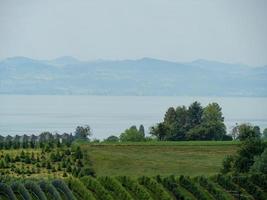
[52,179,76,200]
[232,176,266,200]
[138,176,172,200]
[0,182,17,200]
[11,181,32,200]
[214,174,251,200]
[179,175,208,200]
[117,176,152,200]
[39,181,62,200]
[197,176,227,200]
[66,177,95,200]
[98,176,133,200]
[80,176,113,200]
[155,175,186,200]
[24,181,47,200]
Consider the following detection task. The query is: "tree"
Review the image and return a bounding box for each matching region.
[263,128,267,139]
[187,101,203,129]
[104,135,119,142]
[150,122,169,141]
[238,124,261,141]
[139,125,145,137]
[75,125,92,140]
[250,148,267,174]
[164,107,177,126]
[120,126,145,142]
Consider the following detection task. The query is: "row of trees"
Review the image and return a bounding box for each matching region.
[0,125,91,150]
[150,101,230,141]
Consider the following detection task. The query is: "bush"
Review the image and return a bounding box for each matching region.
[66,177,95,200]
[197,176,227,200]
[232,176,266,200]
[39,181,62,200]
[0,183,17,200]
[214,174,251,200]
[11,181,32,200]
[98,176,133,200]
[117,176,153,200]
[24,181,47,200]
[52,179,76,200]
[138,176,172,200]
[179,175,208,200]
[155,175,186,200]
[80,176,113,200]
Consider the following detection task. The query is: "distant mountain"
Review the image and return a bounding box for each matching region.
[0,57,266,96]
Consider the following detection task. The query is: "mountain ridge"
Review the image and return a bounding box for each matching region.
[0,57,266,96]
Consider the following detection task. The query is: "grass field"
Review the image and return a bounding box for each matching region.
[81,141,239,177]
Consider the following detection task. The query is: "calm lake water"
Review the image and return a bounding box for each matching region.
[0,95,267,139]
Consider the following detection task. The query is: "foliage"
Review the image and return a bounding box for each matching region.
[0,183,17,200]
[98,176,133,200]
[24,181,47,200]
[120,126,145,142]
[232,175,266,200]
[117,176,153,200]
[11,181,32,200]
[39,181,62,200]
[75,125,92,140]
[52,179,77,200]
[250,148,267,174]
[179,175,208,200]
[104,135,119,142]
[150,102,230,141]
[155,175,187,200]
[138,176,172,200]
[80,176,113,200]
[66,177,95,200]
[197,176,228,200]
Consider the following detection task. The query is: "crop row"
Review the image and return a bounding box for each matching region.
[0,174,266,200]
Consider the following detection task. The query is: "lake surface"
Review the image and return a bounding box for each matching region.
[0,95,267,139]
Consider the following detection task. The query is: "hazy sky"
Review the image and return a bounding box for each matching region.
[0,0,267,66]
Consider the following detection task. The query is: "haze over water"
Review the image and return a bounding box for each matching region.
[0,95,266,139]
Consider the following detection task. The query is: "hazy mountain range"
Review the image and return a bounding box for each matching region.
[0,56,266,96]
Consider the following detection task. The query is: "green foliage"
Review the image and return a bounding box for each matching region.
[237,124,261,141]
[263,128,267,139]
[150,102,230,141]
[66,177,95,200]
[117,176,153,200]
[138,176,172,200]
[250,148,267,174]
[75,125,92,140]
[52,179,77,200]
[0,183,17,200]
[120,126,145,142]
[80,176,113,200]
[179,175,208,200]
[104,135,119,143]
[11,182,32,200]
[155,175,187,200]
[214,174,251,200]
[24,181,47,200]
[197,176,228,200]
[98,176,133,200]
[39,181,62,200]
[232,176,266,200]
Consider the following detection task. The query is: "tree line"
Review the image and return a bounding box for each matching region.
[0,125,91,150]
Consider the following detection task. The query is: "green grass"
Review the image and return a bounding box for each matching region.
[81,141,239,177]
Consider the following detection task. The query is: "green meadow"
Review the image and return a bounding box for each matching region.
[82,141,239,177]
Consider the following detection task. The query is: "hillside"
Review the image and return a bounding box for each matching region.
[0,57,266,96]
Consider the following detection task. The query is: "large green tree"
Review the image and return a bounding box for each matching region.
[120,126,145,142]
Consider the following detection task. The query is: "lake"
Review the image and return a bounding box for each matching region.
[0,95,267,139]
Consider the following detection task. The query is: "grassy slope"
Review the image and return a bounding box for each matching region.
[81,141,238,177]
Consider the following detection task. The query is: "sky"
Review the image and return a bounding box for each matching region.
[0,0,267,66]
